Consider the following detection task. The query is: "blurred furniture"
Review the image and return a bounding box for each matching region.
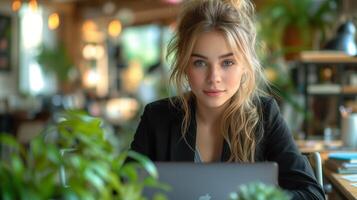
[16,120,45,144]
[324,20,357,56]
[0,113,13,134]
[324,166,357,200]
[296,139,343,157]
[304,152,323,187]
[297,139,357,200]
[298,51,357,137]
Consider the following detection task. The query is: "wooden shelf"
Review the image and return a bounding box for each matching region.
[306,85,357,95]
[307,84,341,94]
[299,51,357,64]
[342,86,357,94]
[299,54,357,137]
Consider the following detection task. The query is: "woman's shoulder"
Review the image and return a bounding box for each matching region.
[255,95,282,124]
[146,96,180,108]
[255,95,278,111]
[144,97,183,116]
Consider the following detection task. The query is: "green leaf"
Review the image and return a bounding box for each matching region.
[0,134,26,158]
[128,151,158,179]
[143,177,171,192]
[121,163,139,182]
[10,155,24,175]
[113,151,128,170]
[153,193,168,200]
[36,44,74,82]
[231,182,290,200]
[84,167,105,190]
[1,109,166,199]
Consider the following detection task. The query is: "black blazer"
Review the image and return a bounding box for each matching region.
[130,97,325,200]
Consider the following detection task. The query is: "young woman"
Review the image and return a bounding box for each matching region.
[131,0,325,199]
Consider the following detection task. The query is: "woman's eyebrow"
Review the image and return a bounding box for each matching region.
[191,52,234,59]
[219,52,234,59]
[191,53,207,59]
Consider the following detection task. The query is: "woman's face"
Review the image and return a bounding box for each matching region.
[186,31,246,109]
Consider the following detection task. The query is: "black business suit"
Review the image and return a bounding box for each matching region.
[130,96,325,200]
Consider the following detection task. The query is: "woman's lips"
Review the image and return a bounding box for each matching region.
[203,90,225,97]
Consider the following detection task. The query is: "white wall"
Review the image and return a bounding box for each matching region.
[0,2,19,98]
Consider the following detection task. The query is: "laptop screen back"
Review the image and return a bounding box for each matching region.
[143,162,278,200]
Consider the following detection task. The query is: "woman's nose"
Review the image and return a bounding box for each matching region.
[207,65,221,83]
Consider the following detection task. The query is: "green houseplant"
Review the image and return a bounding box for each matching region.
[256,0,340,135]
[37,44,74,83]
[229,182,290,200]
[36,44,77,93]
[0,110,168,200]
[258,0,340,55]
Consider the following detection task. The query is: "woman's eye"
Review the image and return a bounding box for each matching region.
[193,60,207,67]
[222,60,235,67]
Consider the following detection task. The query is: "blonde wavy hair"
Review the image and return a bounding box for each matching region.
[167,0,269,162]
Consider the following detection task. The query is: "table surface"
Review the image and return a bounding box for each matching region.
[324,168,357,200]
[296,140,357,200]
[296,140,343,154]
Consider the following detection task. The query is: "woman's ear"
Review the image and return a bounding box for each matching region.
[240,67,250,85]
[241,72,247,85]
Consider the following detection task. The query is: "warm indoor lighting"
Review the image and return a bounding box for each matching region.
[48,13,60,30]
[82,20,97,32]
[12,0,22,12]
[94,45,105,59]
[29,0,38,12]
[82,44,105,60]
[82,20,103,42]
[105,98,139,124]
[108,20,122,37]
[121,60,144,93]
[82,44,96,60]
[83,69,99,88]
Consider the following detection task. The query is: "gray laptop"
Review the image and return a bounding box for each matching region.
[143,162,278,200]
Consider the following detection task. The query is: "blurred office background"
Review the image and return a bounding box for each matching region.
[0,0,357,145]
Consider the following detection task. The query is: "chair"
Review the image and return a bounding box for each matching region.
[304,152,323,187]
[304,152,333,194]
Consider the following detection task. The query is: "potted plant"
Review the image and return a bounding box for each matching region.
[0,110,168,200]
[256,0,340,136]
[229,182,290,200]
[258,0,340,58]
[36,44,77,93]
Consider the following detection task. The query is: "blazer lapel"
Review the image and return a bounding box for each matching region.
[170,101,196,161]
[168,98,232,162]
[221,140,231,162]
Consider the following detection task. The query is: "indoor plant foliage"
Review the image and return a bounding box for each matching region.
[255,0,339,132]
[257,0,340,87]
[37,44,74,83]
[258,0,339,54]
[0,110,167,200]
[229,182,290,200]
[36,43,79,94]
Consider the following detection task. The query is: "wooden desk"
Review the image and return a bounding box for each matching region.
[296,140,357,200]
[296,139,343,160]
[296,140,343,152]
[324,168,357,200]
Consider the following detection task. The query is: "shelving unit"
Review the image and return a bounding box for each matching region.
[298,51,357,137]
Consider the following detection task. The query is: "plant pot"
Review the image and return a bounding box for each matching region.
[283,26,308,60]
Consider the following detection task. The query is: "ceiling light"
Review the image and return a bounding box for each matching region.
[48,13,60,30]
[12,0,22,12]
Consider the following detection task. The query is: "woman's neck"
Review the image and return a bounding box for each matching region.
[195,102,226,127]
